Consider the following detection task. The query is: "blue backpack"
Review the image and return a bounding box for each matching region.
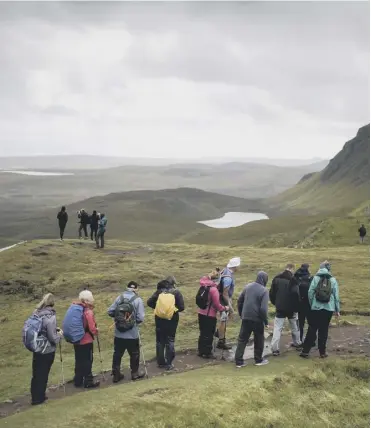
[22,313,49,353]
[62,304,85,344]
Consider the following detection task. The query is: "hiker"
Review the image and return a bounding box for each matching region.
[78,209,89,239]
[90,210,99,241]
[300,261,340,359]
[96,213,107,249]
[196,270,229,358]
[26,293,63,405]
[147,279,185,370]
[63,290,100,388]
[235,271,269,368]
[107,281,145,382]
[359,224,367,243]
[216,257,241,350]
[270,264,301,356]
[57,206,68,241]
[295,264,313,343]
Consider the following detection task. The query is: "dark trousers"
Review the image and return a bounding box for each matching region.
[235,319,265,364]
[302,310,333,355]
[155,316,178,366]
[31,352,55,404]
[112,337,140,374]
[59,224,66,240]
[298,301,311,342]
[73,343,94,386]
[198,314,217,356]
[90,226,97,240]
[96,230,105,248]
[79,224,88,238]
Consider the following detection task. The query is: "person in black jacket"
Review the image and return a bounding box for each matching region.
[269,264,301,356]
[295,264,313,343]
[90,211,99,241]
[147,279,185,371]
[359,224,367,243]
[77,209,89,239]
[57,206,68,241]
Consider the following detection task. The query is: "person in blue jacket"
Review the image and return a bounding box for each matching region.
[300,261,340,359]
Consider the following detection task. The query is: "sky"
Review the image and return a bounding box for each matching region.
[0,1,369,160]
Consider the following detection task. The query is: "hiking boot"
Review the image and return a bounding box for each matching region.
[131,372,145,381]
[157,364,167,369]
[112,370,125,383]
[299,352,309,359]
[272,351,280,357]
[217,339,232,350]
[84,379,100,389]
[236,362,247,368]
[255,359,269,366]
[202,354,217,360]
[166,364,177,372]
[320,353,328,359]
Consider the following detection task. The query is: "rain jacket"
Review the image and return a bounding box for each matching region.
[72,302,98,345]
[308,268,340,313]
[198,276,227,318]
[35,306,61,354]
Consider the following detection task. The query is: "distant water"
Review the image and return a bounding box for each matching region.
[198,212,268,228]
[0,170,74,176]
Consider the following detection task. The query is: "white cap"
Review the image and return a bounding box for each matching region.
[79,290,94,304]
[227,257,241,269]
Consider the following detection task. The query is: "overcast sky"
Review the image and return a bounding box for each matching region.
[0,1,369,159]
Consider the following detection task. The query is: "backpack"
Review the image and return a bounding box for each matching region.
[298,275,312,301]
[196,285,211,310]
[22,313,49,353]
[62,304,86,344]
[315,276,333,303]
[114,295,138,332]
[154,291,177,320]
[217,272,232,304]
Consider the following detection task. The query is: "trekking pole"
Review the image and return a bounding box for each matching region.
[96,335,106,381]
[221,316,228,361]
[138,330,149,379]
[59,342,66,396]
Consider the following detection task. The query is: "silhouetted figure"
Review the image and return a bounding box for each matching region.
[90,211,99,241]
[295,264,313,344]
[78,209,89,239]
[359,224,367,243]
[57,206,68,241]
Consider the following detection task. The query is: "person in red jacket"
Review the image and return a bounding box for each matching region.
[73,290,100,388]
[198,271,229,359]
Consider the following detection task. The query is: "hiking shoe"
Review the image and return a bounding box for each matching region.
[84,380,100,389]
[202,354,217,360]
[255,359,269,366]
[217,341,232,350]
[131,372,146,381]
[113,373,124,383]
[272,351,280,357]
[157,364,167,369]
[166,364,176,372]
[236,362,247,369]
[320,353,328,359]
[299,352,309,359]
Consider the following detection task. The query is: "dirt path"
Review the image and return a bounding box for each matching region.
[0,325,368,419]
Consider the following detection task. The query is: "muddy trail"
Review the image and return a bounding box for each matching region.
[0,325,369,419]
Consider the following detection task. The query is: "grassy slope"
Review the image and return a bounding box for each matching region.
[0,240,369,401]
[1,356,369,428]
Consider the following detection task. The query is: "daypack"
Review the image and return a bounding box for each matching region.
[298,276,312,301]
[217,271,232,304]
[154,291,177,320]
[196,285,211,310]
[315,276,333,303]
[114,295,138,332]
[62,304,85,344]
[22,313,49,353]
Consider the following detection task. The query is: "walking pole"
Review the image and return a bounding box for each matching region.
[96,335,106,381]
[59,342,66,396]
[221,315,228,361]
[138,330,149,379]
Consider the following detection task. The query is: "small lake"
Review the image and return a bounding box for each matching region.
[0,170,74,176]
[198,212,268,228]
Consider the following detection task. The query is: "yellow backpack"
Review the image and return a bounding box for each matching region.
[154,292,178,320]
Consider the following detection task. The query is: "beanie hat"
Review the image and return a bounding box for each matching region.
[227,257,241,269]
[127,281,139,290]
[79,290,94,304]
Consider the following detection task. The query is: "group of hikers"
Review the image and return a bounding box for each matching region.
[23,257,340,406]
[56,206,107,248]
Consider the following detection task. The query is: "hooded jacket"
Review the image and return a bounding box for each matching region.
[35,306,61,354]
[238,272,269,325]
[309,268,340,313]
[294,266,312,305]
[198,276,227,318]
[269,270,300,317]
[57,211,68,226]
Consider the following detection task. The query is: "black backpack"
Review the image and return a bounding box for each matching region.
[196,286,211,310]
[114,295,138,332]
[315,276,333,303]
[298,275,312,301]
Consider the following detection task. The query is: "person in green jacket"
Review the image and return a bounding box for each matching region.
[299,261,340,359]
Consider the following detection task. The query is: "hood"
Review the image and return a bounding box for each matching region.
[200,276,217,287]
[276,270,293,281]
[36,306,55,317]
[256,271,268,287]
[316,268,332,277]
[295,267,310,278]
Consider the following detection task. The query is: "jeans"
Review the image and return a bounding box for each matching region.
[90,226,97,240]
[271,313,301,352]
[31,352,55,404]
[96,230,105,248]
[198,314,217,356]
[73,343,94,386]
[302,310,333,355]
[155,316,178,366]
[78,224,88,238]
[59,224,66,240]
[235,320,265,364]
[112,337,140,374]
